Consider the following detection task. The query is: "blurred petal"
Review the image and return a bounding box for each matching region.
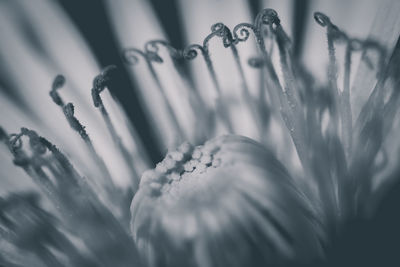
[351,0,400,119]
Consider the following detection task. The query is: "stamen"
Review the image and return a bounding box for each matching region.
[234,23,271,132]
[92,65,140,190]
[183,43,234,132]
[255,10,310,173]
[4,127,140,265]
[123,48,185,141]
[239,9,288,119]
[342,40,354,155]
[144,41,210,139]
[49,76,118,202]
[314,12,344,134]
[208,22,263,136]
[63,103,89,141]
[314,12,387,160]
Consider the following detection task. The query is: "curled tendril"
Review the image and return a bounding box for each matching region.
[232,23,254,43]
[145,40,182,62]
[122,48,147,66]
[256,8,280,27]
[183,44,204,60]
[50,75,66,106]
[204,22,234,49]
[92,65,117,108]
[251,8,281,49]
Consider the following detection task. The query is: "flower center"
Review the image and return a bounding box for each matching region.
[131,135,324,267]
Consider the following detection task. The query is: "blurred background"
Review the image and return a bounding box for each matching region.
[0,0,399,266]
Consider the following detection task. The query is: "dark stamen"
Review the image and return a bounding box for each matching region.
[92,65,140,190]
[49,76,118,200]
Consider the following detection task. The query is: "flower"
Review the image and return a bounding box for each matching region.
[0,0,400,266]
[131,135,324,267]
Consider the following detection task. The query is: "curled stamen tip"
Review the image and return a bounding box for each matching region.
[63,103,75,118]
[93,65,117,91]
[183,45,203,60]
[211,22,225,33]
[50,75,66,106]
[314,12,331,27]
[260,8,280,25]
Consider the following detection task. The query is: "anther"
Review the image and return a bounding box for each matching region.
[63,103,88,139]
[92,65,117,108]
[93,65,117,93]
[20,128,46,155]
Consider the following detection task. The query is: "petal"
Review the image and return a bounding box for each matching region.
[351,0,400,119]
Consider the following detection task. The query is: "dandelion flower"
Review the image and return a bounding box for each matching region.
[0,0,400,266]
